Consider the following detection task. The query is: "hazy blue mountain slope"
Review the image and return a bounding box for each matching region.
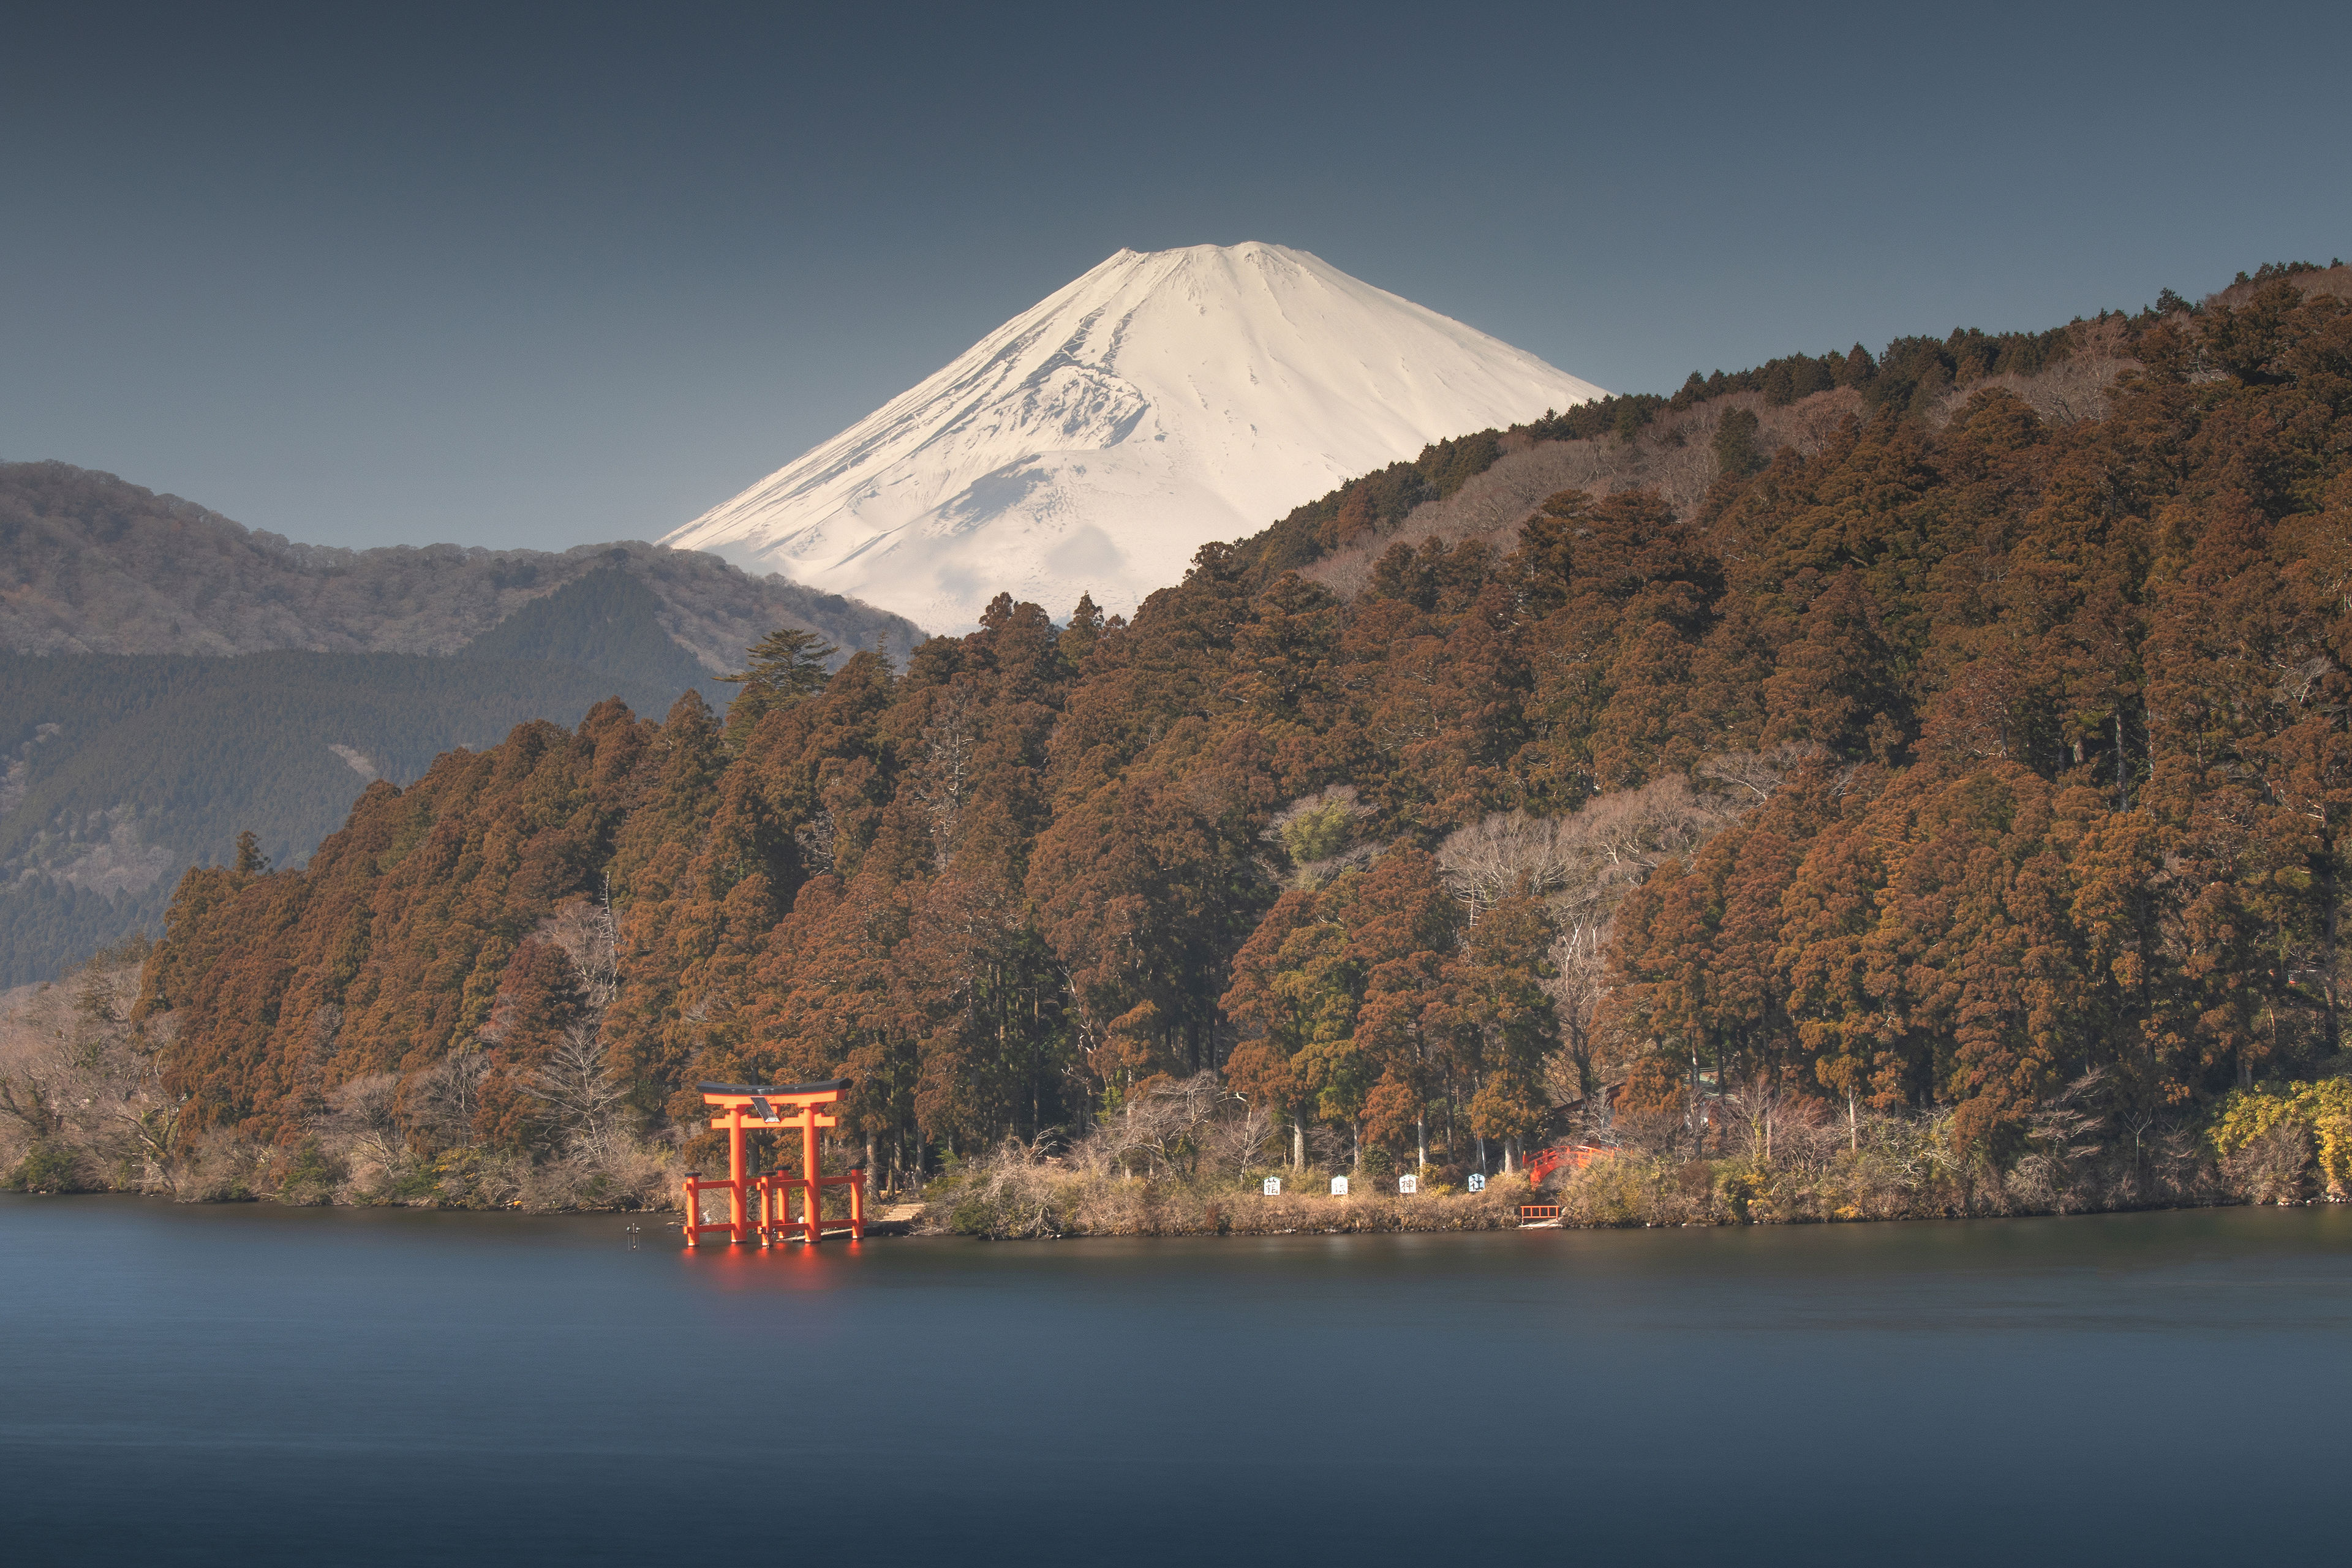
[0,652,692,986]
[0,460,923,984]
[454,568,729,705]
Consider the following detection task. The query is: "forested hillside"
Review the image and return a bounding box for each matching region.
[97,270,2352,1204]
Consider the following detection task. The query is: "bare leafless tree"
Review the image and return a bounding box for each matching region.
[1724,1077,1832,1170]
[1196,1095,1276,1175]
[317,1071,409,1191]
[908,685,978,869]
[1447,768,1792,1110]
[1541,932,1609,1102]
[1696,744,1829,808]
[1074,1072,1260,1178]
[407,1046,491,1152]
[524,1023,629,1152]
[1437,810,1575,916]
[0,944,180,1183]
[2008,1070,2112,1213]
[543,890,620,1011]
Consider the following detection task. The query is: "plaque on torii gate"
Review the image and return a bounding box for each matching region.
[681,1079,864,1246]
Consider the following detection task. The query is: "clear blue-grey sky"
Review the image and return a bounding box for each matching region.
[6,1,2346,552]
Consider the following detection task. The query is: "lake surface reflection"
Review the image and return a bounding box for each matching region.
[2,1197,2345,1564]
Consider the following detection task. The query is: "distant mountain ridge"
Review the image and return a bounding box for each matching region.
[0,461,921,667]
[666,243,1604,630]
[0,461,924,986]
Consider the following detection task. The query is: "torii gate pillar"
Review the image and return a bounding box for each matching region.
[680,1079,863,1246]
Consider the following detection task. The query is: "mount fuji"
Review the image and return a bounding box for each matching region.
[664,243,1605,632]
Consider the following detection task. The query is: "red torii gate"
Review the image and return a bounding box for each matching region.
[681,1079,865,1246]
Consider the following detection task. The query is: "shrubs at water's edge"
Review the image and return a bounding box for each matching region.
[928,1155,1531,1239]
[1,938,677,1210]
[8,941,2347,1223]
[921,1065,2349,1237]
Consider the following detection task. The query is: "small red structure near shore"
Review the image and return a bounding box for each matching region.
[1523,1144,1615,1189]
[682,1080,864,1246]
[1520,1144,1616,1222]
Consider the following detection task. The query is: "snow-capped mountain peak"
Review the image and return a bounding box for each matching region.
[665,243,1605,632]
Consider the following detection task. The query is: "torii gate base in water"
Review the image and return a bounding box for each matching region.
[681,1080,864,1246]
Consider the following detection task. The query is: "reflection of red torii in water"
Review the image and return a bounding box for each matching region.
[682,1080,865,1247]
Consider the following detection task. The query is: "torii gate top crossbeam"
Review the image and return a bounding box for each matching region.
[698,1079,848,1122]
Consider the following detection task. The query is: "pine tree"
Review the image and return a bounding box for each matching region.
[718,627,838,744]
[1713,406,1766,477]
[233,831,270,875]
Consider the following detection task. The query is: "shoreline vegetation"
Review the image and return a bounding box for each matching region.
[918,1070,2351,1238]
[8,267,2352,1245]
[4,1129,2346,1238]
[6,942,2344,1235]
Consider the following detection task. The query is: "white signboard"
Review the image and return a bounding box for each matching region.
[1468,1172,1487,1193]
[1330,1176,1349,1196]
[1262,1177,1281,1196]
[1398,1174,1418,1194]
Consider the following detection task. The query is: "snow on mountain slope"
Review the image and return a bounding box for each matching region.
[664,243,1605,632]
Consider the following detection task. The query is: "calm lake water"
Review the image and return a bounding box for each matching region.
[2,1197,2345,1566]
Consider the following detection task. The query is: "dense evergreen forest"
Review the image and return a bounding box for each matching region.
[85,269,2352,1205]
